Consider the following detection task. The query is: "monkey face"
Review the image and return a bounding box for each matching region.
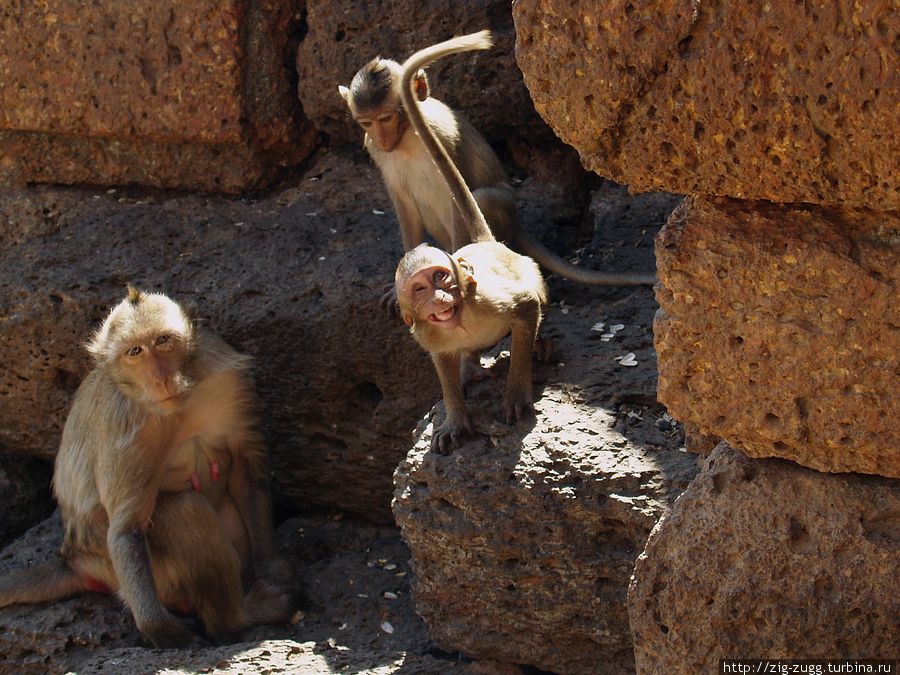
[114,334,190,413]
[399,263,463,330]
[355,108,408,152]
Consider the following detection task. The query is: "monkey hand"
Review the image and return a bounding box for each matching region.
[430,413,474,455]
[380,282,400,317]
[243,567,303,626]
[137,610,196,649]
[505,389,535,424]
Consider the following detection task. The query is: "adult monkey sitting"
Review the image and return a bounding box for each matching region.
[338,32,656,298]
[0,287,299,647]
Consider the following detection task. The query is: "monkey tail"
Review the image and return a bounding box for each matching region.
[400,31,495,244]
[513,229,657,286]
[0,561,88,608]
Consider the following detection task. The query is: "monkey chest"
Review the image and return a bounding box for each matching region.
[161,435,232,505]
[382,153,456,226]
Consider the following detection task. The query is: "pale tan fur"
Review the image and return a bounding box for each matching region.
[393,34,549,453]
[339,35,655,286]
[0,288,297,648]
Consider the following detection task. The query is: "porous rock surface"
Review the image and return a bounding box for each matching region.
[394,284,698,675]
[0,151,438,521]
[0,144,600,520]
[0,1,316,193]
[513,0,899,209]
[296,0,552,147]
[628,443,900,673]
[655,196,899,477]
[0,512,470,674]
[0,455,53,549]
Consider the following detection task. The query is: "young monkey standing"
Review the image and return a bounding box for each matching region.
[393,31,548,454]
[339,33,655,291]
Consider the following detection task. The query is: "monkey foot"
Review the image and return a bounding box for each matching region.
[533,337,556,363]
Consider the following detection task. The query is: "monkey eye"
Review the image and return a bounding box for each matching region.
[126,345,143,358]
[359,120,373,129]
[154,335,171,349]
[432,270,447,284]
[377,112,395,124]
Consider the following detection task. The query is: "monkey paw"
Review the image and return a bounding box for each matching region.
[138,612,195,649]
[430,415,474,455]
[505,393,535,424]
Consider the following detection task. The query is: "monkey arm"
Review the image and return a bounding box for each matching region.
[430,350,474,453]
[106,522,194,648]
[99,448,194,648]
[391,190,425,251]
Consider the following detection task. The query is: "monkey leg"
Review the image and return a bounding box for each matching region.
[505,302,542,423]
[431,350,474,453]
[0,560,91,608]
[148,491,245,643]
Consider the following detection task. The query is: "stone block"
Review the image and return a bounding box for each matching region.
[513,0,898,209]
[296,0,551,147]
[0,0,315,193]
[629,443,900,673]
[393,288,698,674]
[655,196,899,477]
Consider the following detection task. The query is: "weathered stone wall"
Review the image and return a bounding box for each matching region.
[629,444,900,673]
[514,0,898,670]
[0,152,438,521]
[296,0,552,148]
[655,197,899,477]
[513,0,899,210]
[0,0,316,193]
[394,277,697,675]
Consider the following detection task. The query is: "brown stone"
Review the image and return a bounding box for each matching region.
[628,443,900,673]
[655,196,899,477]
[0,143,599,520]
[0,1,315,193]
[296,0,551,148]
[393,288,698,675]
[0,513,470,673]
[513,0,899,209]
[0,152,438,521]
[682,422,718,457]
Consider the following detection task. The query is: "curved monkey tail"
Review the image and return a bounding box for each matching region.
[513,228,658,286]
[399,30,495,245]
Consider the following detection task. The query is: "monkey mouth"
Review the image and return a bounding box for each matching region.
[429,304,458,324]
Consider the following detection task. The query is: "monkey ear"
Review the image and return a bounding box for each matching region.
[456,258,477,292]
[338,85,350,102]
[401,310,415,327]
[414,71,429,101]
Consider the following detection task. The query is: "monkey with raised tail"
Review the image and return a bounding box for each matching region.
[339,34,656,297]
[391,31,550,453]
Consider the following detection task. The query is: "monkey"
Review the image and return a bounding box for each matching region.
[0,287,298,648]
[392,31,549,454]
[338,35,655,305]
